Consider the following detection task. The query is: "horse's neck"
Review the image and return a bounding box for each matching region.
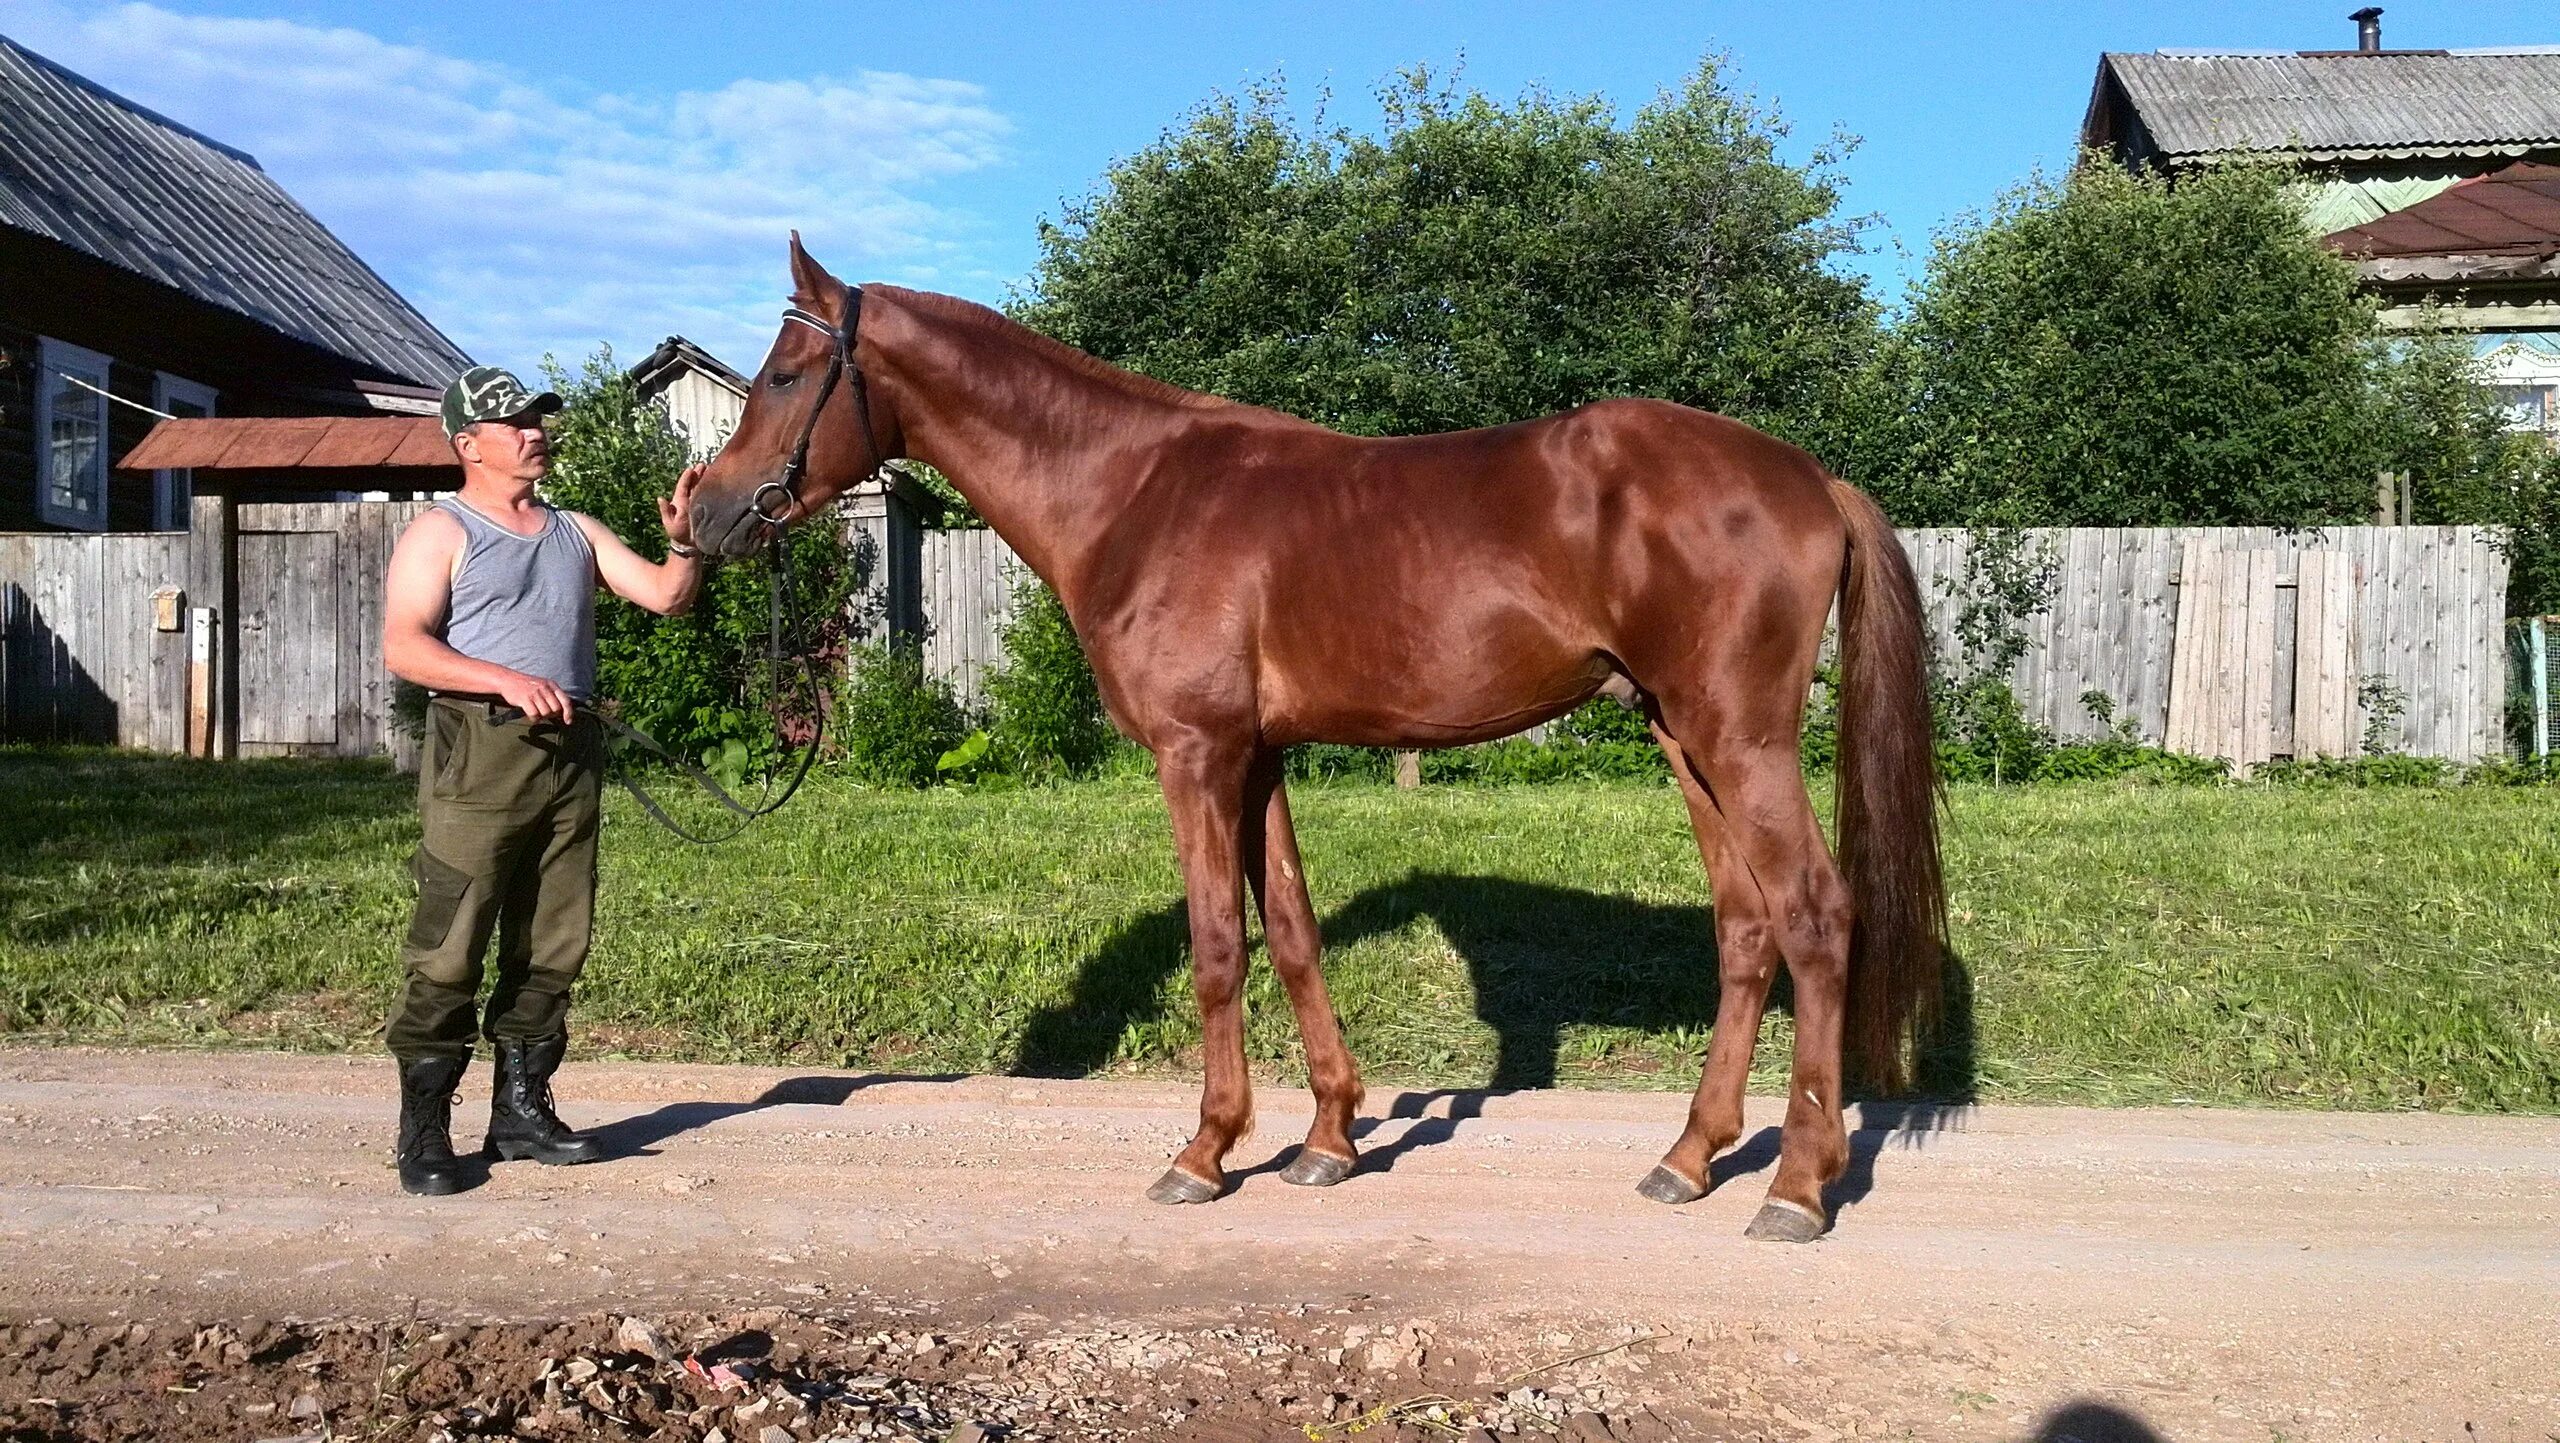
[868,292,1171,595]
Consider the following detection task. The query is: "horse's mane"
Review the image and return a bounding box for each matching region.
[874,286,1240,413]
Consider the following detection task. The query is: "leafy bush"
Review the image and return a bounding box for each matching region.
[1933,675,2056,784]
[2253,754,2457,787]
[985,579,1116,779]
[1286,744,1397,782]
[835,643,969,788]
[2463,754,2558,786]
[1798,665,1840,774]
[539,347,866,770]
[1855,162,2424,527]
[1425,739,1667,784]
[1555,697,1651,745]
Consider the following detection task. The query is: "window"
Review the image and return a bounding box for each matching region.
[35,338,111,531]
[2490,384,2556,437]
[153,373,216,531]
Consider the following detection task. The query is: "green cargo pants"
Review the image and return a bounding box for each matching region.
[387,696,603,1061]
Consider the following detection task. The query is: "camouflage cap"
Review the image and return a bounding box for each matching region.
[439,365,563,438]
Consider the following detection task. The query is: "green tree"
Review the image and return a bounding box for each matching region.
[1857,161,2557,611]
[1854,162,2395,526]
[1012,61,1880,453]
[539,348,867,765]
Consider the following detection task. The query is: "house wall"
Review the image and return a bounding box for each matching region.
[653,368,746,459]
[0,318,34,530]
[0,232,398,533]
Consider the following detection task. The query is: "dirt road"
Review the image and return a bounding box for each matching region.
[2,1047,2554,1441]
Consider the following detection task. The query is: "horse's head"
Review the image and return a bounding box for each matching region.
[688,234,895,557]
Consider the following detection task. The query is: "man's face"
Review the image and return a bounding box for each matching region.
[455,414,551,483]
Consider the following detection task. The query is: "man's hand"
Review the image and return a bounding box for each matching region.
[496,670,575,724]
[659,465,702,551]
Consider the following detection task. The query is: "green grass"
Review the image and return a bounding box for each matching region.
[3,747,2556,1111]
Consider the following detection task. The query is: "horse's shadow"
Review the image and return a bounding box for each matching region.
[1015,870,1976,1208]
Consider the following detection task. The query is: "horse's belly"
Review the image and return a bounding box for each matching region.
[1256,628,1610,748]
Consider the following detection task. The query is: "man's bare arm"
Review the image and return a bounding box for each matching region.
[574,465,705,616]
[382,509,577,722]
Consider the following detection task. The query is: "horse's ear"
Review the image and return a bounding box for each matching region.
[787,230,844,306]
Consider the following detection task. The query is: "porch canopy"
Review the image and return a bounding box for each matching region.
[122,415,457,473]
[2325,160,2560,283]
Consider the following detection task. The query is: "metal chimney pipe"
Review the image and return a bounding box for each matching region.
[2351,6,2383,53]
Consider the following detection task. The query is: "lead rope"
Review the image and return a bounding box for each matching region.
[598,531,824,845]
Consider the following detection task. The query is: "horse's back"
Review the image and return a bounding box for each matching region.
[1088,398,1847,745]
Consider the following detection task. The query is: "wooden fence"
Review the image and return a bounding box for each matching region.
[0,529,190,750]
[1898,526,2507,763]
[0,496,428,760]
[916,527,1034,703]
[913,523,2513,763]
[0,509,2518,766]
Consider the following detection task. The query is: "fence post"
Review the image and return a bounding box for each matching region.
[187,488,236,758]
[843,470,924,646]
[2533,617,2550,761]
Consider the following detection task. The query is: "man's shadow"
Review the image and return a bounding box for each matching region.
[588,1072,964,1159]
[1015,870,1975,1208]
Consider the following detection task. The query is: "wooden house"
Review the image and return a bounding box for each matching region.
[2081,9,2560,439]
[0,34,470,534]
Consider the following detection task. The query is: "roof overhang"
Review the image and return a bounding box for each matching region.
[122,415,457,471]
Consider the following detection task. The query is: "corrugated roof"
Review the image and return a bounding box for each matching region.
[2096,51,2560,161]
[2326,161,2560,258]
[121,415,453,470]
[0,35,472,387]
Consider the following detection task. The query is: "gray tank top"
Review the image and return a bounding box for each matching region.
[436,497,598,701]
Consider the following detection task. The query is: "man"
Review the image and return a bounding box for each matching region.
[380,364,706,1196]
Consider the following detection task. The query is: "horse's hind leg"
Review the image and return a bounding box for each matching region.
[1650,701,1855,1242]
[1145,730,1259,1204]
[1241,750,1365,1185]
[1635,725,1786,1207]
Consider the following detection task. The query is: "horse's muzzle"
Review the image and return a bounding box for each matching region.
[693,496,780,559]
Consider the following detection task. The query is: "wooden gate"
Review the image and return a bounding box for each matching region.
[236,528,341,748]
[230,502,425,759]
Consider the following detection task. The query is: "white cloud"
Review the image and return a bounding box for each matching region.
[3,0,1014,374]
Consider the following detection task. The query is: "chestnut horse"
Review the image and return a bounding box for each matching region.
[691,238,1944,1242]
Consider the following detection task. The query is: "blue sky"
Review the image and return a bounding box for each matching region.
[3,0,2543,377]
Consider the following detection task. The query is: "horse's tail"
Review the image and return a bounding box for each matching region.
[1826,477,1946,1094]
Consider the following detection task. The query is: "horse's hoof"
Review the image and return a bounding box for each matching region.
[1145,1167,1222,1205]
[1282,1149,1356,1188]
[1635,1163,1705,1205]
[1743,1200,1828,1243]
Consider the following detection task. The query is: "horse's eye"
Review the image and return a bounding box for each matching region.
[769,371,799,389]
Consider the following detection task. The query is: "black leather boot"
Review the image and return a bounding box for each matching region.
[485,1035,604,1165]
[395,1053,470,1196]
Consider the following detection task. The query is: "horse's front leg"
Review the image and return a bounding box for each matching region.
[1146,731,1257,1204]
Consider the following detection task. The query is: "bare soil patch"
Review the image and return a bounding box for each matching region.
[0,1308,1727,1443]
[3,1048,2557,1442]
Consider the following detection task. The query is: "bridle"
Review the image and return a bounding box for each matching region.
[590,285,887,844]
[751,285,886,532]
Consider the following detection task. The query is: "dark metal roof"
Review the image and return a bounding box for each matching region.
[0,34,472,387]
[2326,161,2560,258]
[2089,51,2560,162]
